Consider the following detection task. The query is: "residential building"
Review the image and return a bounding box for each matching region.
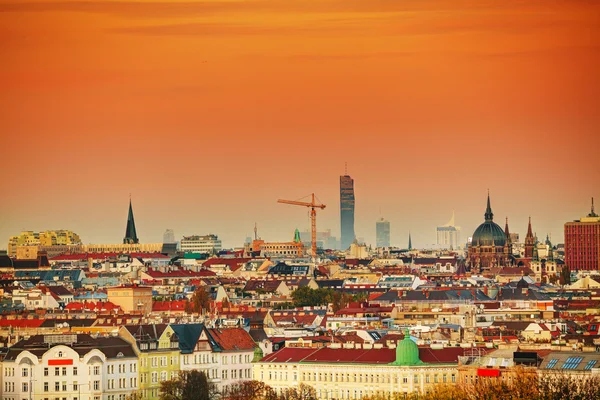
[7,230,82,257]
[0,333,138,400]
[119,324,180,400]
[565,198,600,271]
[340,174,356,251]
[436,212,461,249]
[180,234,222,255]
[107,285,153,314]
[376,218,390,248]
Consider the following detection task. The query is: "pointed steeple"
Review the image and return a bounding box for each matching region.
[123,198,139,244]
[526,217,534,240]
[484,191,494,221]
[504,217,511,242]
[408,232,412,250]
[294,228,301,243]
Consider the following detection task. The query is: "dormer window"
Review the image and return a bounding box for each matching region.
[57,351,63,358]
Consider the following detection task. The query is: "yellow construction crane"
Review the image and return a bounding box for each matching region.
[277,193,326,260]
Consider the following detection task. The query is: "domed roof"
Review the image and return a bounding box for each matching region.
[471,194,506,247]
[391,328,423,366]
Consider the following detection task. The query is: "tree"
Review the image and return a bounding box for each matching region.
[188,286,212,314]
[125,392,144,400]
[222,380,277,400]
[159,370,216,400]
[559,264,571,286]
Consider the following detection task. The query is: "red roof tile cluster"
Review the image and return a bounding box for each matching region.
[146,268,216,279]
[202,257,251,272]
[51,252,169,261]
[152,300,187,312]
[65,301,121,312]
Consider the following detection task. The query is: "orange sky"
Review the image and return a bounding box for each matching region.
[1,0,599,248]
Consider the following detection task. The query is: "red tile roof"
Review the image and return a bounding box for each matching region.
[207,327,256,351]
[0,319,45,328]
[260,345,490,365]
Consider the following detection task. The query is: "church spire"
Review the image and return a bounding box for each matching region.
[526,217,534,240]
[484,191,494,221]
[408,232,412,250]
[123,198,139,244]
[504,217,511,244]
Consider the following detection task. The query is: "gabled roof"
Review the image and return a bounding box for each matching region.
[170,323,204,354]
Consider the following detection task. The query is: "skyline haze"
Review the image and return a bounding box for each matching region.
[1,0,599,249]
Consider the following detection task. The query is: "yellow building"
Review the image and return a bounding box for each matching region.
[8,230,82,257]
[107,285,153,314]
[254,330,464,399]
[119,324,181,400]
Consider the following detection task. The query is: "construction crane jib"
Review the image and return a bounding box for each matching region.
[277,193,326,260]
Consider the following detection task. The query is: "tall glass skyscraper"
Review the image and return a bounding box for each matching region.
[340,174,356,250]
[376,218,391,248]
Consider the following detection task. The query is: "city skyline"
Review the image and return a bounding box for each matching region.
[1,0,599,249]
[2,190,598,250]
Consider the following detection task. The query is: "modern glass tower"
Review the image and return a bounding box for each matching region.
[340,174,356,250]
[376,218,391,248]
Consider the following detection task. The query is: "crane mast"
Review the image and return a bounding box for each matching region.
[277,193,326,260]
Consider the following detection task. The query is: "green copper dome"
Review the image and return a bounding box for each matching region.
[390,329,423,366]
[471,193,506,247]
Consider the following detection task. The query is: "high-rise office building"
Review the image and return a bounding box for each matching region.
[565,198,600,271]
[436,211,461,249]
[163,229,175,244]
[376,218,391,248]
[340,173,356,250]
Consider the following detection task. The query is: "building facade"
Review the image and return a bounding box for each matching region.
[7,230,82,257]
[565,199,600,271]
[376,218,391,248]
[340,174,356,251]
[0,334,138,400]
[180,234,222,255]
[254,331,463,399]
[107,285,153,314]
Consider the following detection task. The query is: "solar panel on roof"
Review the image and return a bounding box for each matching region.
[546,359,558,369]
[561,356,583,370]
[584,360,597,370]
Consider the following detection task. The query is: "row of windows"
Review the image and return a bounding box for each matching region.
[41,380,100,392]
[222,368,251,380]
[222,354,252,365]
[107,363,136,374]
[261,369,455,385]
[107,377,137,389]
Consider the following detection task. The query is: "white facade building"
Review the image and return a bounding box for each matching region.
[180,234,222,255]
[0,334,138,400]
